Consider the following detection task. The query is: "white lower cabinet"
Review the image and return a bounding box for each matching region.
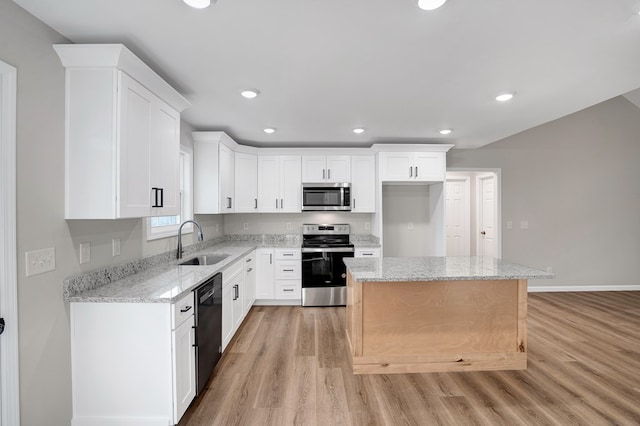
[69,292,196,425]
[255,248,301,303]
[255,248,275,299]
[222,260,245,351]
[244,252,256,312]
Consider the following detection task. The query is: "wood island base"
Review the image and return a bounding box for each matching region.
[345,272,528,375]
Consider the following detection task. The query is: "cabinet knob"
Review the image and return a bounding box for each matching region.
[480,231,486,235]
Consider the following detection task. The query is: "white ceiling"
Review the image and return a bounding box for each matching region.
[13,0,640,148]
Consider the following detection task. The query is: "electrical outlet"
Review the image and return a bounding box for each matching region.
[80,242,91,264]
[365,222,371,230]
[286,222,292,231]
[112,238,121,256]
[520,220,529,230]
[408,222,414,230]
[506,221,513,230]
[25,247,56,277]
[215,223,219,233]
[546,266,553,274]
[243,222,249,231]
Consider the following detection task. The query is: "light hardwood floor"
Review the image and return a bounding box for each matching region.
[179,292,640,425]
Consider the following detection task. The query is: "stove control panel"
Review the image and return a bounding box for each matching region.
[302,224,350,235]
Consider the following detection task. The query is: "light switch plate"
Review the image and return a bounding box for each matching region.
[506,221,513,230]
[80,242,91,264]
[25,247,56,277]
[520,220,529,230]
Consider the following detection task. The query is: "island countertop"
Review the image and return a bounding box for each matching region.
[343,256,553,282]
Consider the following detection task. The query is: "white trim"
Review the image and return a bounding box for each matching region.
[444,175,471,256]
[529,285,640,293]
[0,60,20,426]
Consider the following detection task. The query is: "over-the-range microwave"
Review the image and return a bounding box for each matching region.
[302,183,351,211]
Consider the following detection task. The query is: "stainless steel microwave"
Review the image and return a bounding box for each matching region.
[302,183,351,211]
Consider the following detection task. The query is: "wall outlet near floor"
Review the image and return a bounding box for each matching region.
[25,247,56,277]
[80,242,91,264]
[286,222,292,231]
[112,238,121,256]
[365,222,370,230]
[520,220,529,230]
[408,222,414,230]
[243,222,249,231]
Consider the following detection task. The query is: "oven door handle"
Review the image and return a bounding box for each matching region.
[302,247,355,253]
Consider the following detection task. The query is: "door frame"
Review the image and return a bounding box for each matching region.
[447,168,502,259]
[0,59,21,426]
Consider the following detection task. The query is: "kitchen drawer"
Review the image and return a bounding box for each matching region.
[275,248,301,260]
[275,261,301,279]
[355,247,381,258]
[276,280,301,299]
[171,292,195,330]
[222,258,244,286]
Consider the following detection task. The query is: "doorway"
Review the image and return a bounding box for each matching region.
[445,169,502,258]
[0,59,20,425]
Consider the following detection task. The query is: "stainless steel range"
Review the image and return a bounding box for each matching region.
[301,224,354,306]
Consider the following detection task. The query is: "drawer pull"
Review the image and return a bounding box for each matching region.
[283,289,294,292]
[282,253,294,256]
[363,253,373,256]
[283,269,294,272]
[247,267,253,272]
[180,306,192,313]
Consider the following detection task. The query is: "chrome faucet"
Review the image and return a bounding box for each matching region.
[177,220,204,259]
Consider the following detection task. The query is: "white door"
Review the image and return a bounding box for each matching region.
[478,174,498,258]
[301,155,326,182]
[326,155,351,182]
[445,177,470,256]
[234,153,258,212]
[279,156,301,212]
[150,100,180,216]
[0,60,20,425]
[350,155,375,213]
[257,156,280,212]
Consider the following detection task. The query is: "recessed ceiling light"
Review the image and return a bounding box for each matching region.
[264,128,276,134]
[353,128,365,134]
[496,92,515,102]
[240,89,260,99]
[439,129,452,135]
[418,0,447,11]
[182,0,212,9]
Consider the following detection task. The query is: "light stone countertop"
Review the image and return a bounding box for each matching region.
[65,239,302,304]
[343,256,554,282]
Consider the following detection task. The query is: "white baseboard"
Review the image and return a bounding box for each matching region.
[253,299,302,306]
[528,285,640,293]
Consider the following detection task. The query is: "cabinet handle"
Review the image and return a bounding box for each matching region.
[328,169,331,180]
[409,167,413,178]
[270,254,273,264]
[323,169,326,180]
[255,198,258,209]
[353,198,356,209]
[283,253,294,256]
[227,197,232,209]
[159,188,164,207]
[283,288,294,292]
[276,199,279,209]
[280,199,284,209]
[247,267,253,272]
[363,253,373,256]
[246,258,252,263]
[152,187,163,208]
[180,305,192,313]
[283,269,294,272]
[415,167,418,178]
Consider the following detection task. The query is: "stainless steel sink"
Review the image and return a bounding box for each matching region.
[179,254,229,266]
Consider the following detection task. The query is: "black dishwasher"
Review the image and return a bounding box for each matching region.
[194,272,222,396]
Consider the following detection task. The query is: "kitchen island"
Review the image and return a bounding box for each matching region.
[343,256,552,375]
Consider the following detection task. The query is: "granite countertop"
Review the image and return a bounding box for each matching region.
[343,256,554,282]
[65,237,302,304]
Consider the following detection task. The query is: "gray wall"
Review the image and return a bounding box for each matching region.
[0,3,222,424]
[225,212,373,235]
[382,185,432,257]
[448,96,640,289]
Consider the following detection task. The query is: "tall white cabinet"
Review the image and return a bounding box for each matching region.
[350,155,376,213]
[193,132,237,214]
[54,44,190,219]
[257,155,302,212]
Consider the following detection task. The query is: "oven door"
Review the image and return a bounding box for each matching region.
[301,248,354,288]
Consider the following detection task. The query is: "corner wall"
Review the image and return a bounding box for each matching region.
[448,96,640,290]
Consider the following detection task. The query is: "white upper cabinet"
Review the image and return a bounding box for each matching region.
[234,152,258,213]
[54,44,190,219]
[257,155,301,213]
[350,155,376,213]
[193,132,237,214]
[379,151,445,182]
[301,155,351,183]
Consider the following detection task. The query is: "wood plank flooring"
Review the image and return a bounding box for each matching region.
[179,292,640,425]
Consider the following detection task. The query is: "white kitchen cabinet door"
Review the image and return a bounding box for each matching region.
[219,143,235,213]
[244,252,256,314]
[355,247,381,258]
[255,248,275,299]
[116,72,154,218]
[301,155,327,183]
[279,156,302,212]
[221,282,234,351]
[257,156,281,212]
[150,99,181,216]
[379,152,413,181]
[234,152,258,212]
[326,155,351,182]
[232,274,244,331]
[172,315,196,424]
[350,155,375,213]
[414,152,445,182]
